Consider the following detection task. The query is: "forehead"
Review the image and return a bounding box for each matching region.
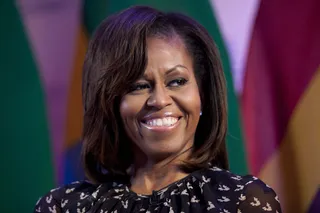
[145,37,193,74]
[146,36,186,54]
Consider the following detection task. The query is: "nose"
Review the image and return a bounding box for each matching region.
[146,84,172,109]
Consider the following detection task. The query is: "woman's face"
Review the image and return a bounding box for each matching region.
[120,37,201,162]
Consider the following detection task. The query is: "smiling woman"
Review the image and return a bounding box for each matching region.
[120,37,202,170]
[34,5,282,213]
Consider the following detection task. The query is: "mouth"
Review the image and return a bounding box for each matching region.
[140,116,182,131]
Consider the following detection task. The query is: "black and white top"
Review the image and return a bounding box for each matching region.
[34,166,282,213]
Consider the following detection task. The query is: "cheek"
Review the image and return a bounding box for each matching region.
[180,85,202,115]
[119,97,138,123]
[119,98,131,119]
[119,98,137,140]
[119,96,145,131]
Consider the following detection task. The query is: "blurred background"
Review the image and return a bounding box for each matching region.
[0,0,319,212]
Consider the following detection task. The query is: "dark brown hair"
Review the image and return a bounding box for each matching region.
[82,5,228,183]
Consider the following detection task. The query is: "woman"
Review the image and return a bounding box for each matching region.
[35,6,282,213]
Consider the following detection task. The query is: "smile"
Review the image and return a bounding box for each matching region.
[143,117,178,126]
[141,116,181,131]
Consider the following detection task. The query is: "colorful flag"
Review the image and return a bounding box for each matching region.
[243,1,320,212]
[213,0,320,212]
[0,1,54,212]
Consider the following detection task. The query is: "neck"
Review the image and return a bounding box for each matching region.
[129,147,192,195]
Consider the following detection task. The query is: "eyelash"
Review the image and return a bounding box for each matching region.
[130,78,188,92]
[169,78,188,87]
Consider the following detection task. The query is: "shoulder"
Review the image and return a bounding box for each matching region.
[33,180,108,213]
[203,166,282,212]
[204,166,273,191]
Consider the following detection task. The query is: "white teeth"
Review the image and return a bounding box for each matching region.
[145,117,178,127]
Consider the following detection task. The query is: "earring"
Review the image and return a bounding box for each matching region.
[200,111,202,116]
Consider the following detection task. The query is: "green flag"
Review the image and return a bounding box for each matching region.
[0,1,54,212]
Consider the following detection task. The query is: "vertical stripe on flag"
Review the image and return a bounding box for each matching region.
[308,189,320,213]
[0,0,54,212]
[210,0,260,94]
[83,0,108,35]
[64,26,88,183]
[242,0,320,212]
[16,0,82,184]
[64,26,87,156]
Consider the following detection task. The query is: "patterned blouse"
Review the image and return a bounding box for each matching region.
[34,166,282,213]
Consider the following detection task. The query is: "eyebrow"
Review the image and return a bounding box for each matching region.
[165,64,189,75]
[143,64,188,79]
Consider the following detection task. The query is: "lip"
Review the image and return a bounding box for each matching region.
[141,111,181,121]
[140,112,182,132]
[140,117,181,132]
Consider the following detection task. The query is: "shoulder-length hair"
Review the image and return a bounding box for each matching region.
[82,5,228,183]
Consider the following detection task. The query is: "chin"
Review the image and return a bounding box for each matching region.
[143,143,189,162]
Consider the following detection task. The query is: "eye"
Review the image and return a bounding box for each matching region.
[129,83,150,92]
[168,78,188,87]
